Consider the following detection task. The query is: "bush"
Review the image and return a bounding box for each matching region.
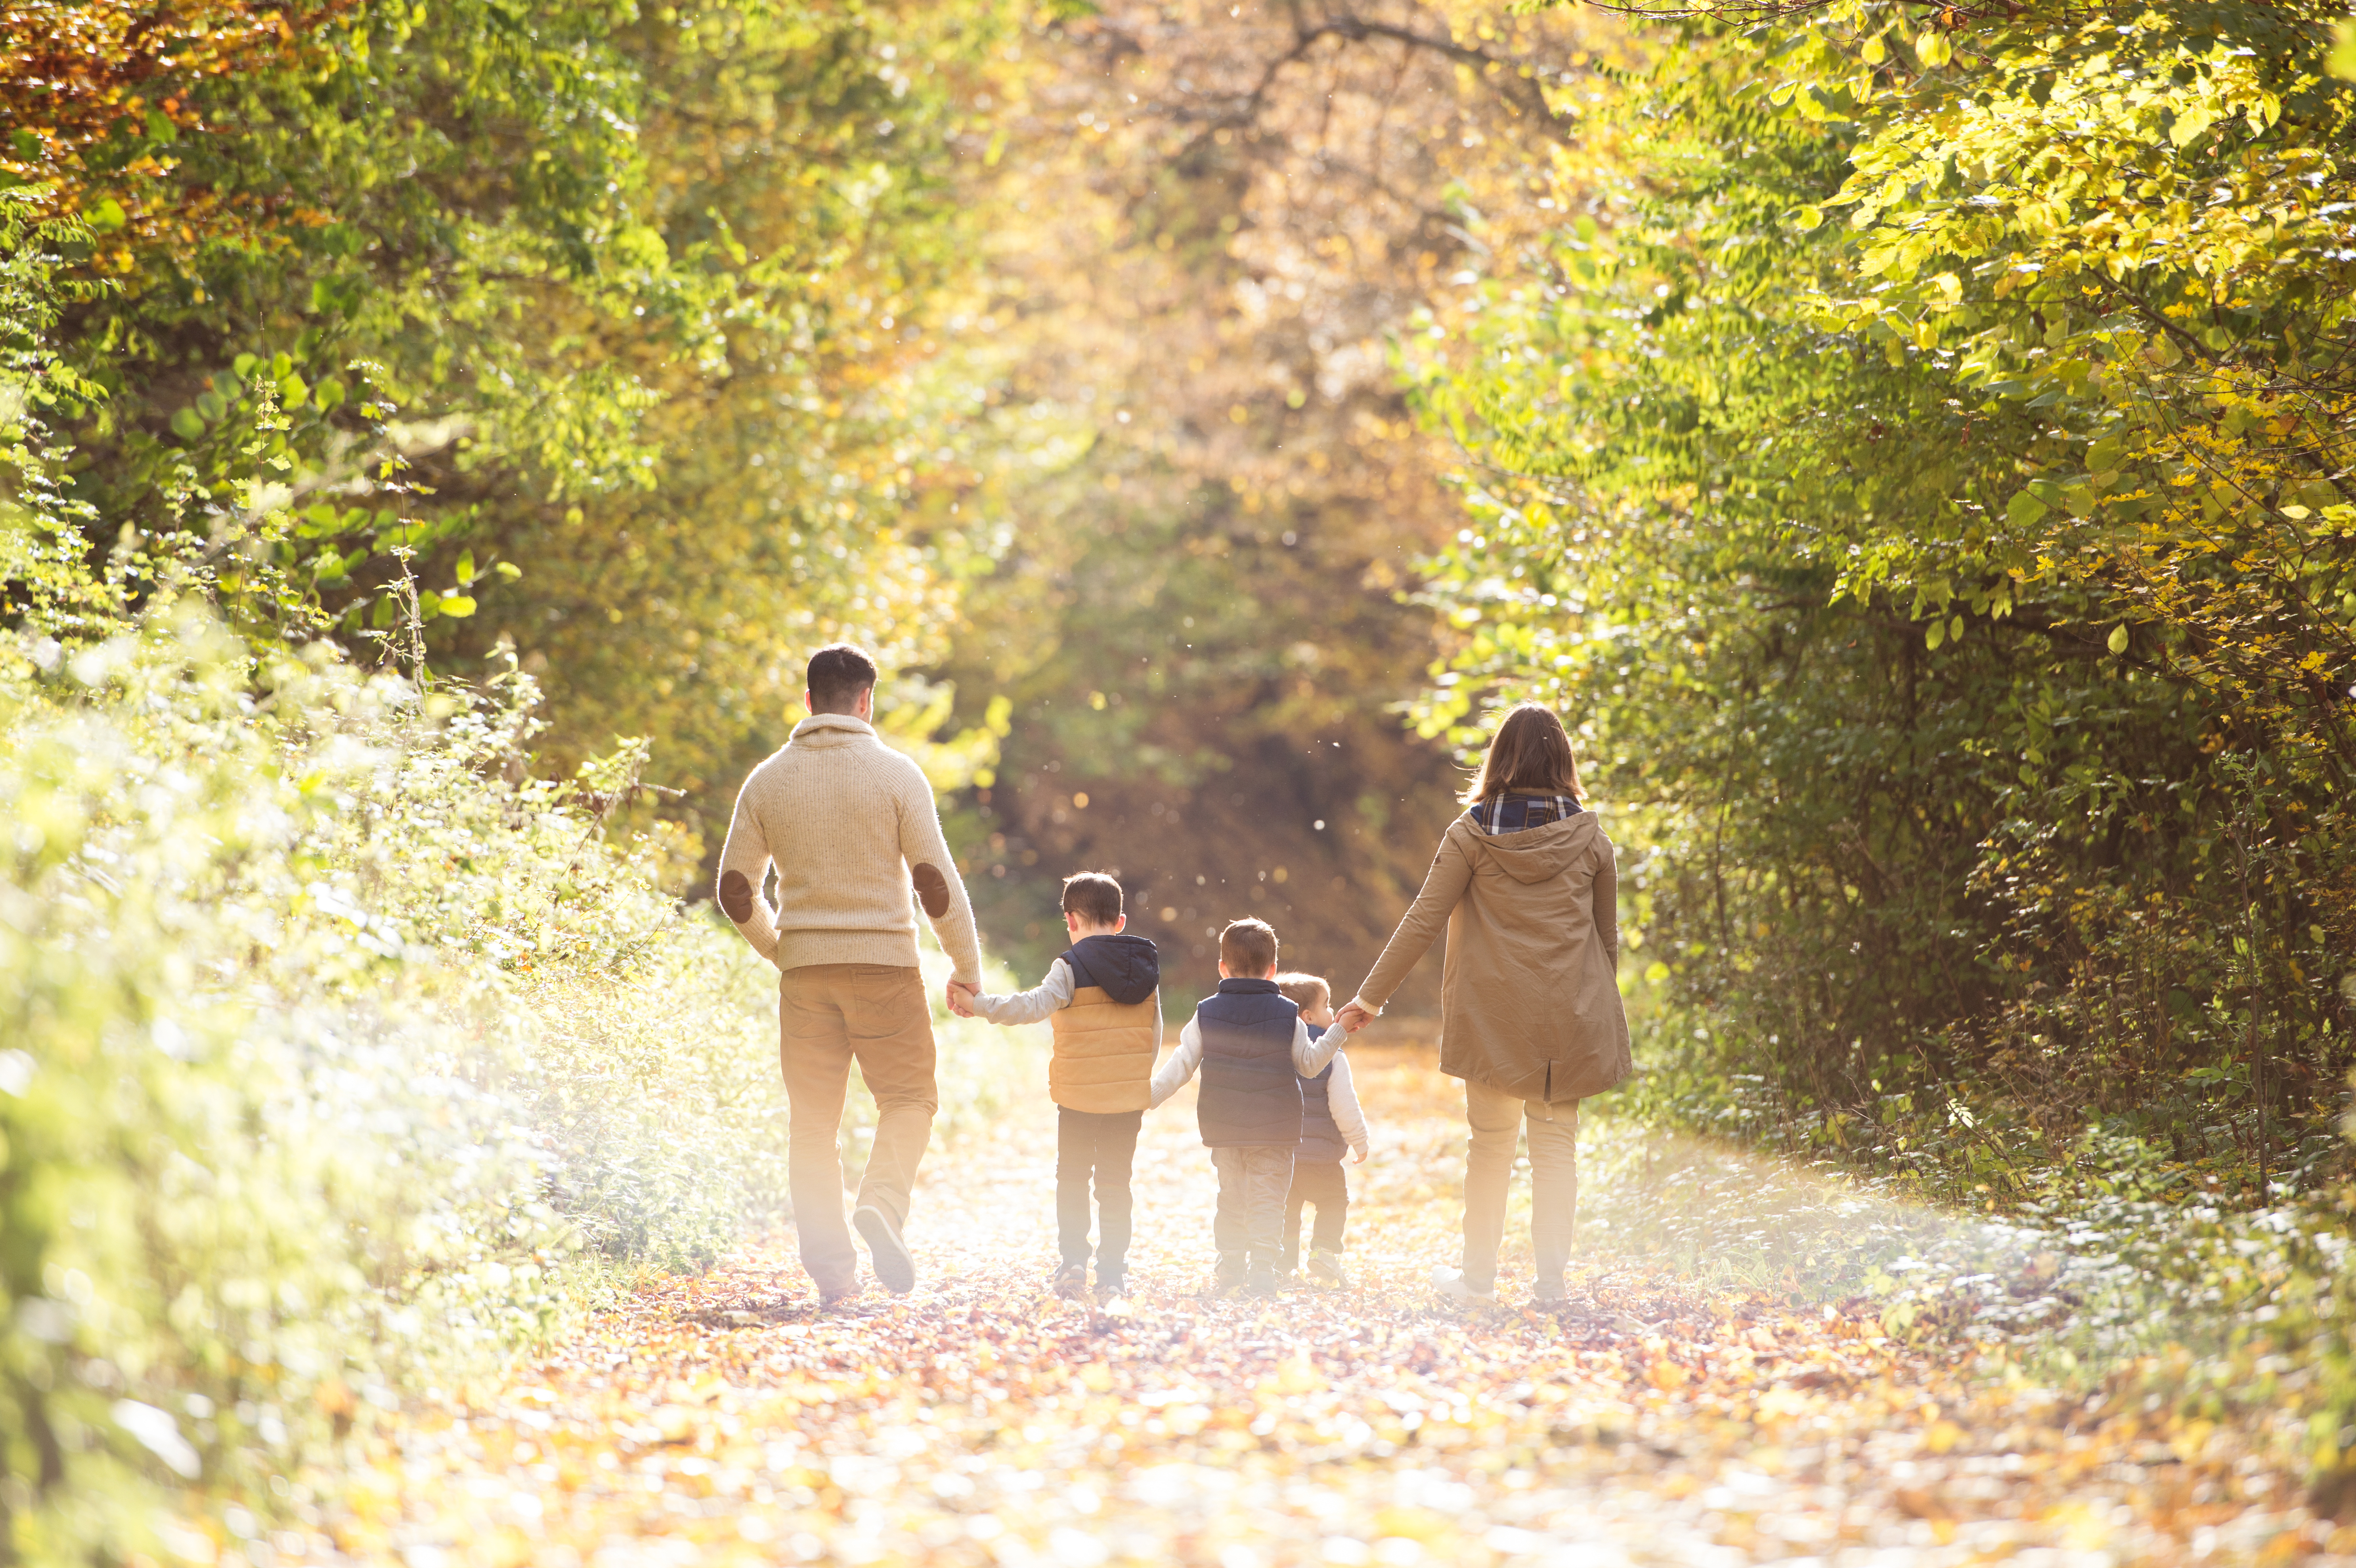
[0,607,1036,1562]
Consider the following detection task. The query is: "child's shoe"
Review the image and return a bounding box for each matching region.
[1051,1262,1088,1298]
[1307,1248,1348,1287]
[1242,1262,1282,1298]
[1212,1255,1248,1295]
[1094,1271,1126,1301]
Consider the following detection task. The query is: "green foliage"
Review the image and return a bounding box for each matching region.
[412,0,1017,794]
[1790,0,2356,744]
[1381,0,2356,1494]
[0,604,1034,1559]
[0,196,111,635]
[1406,0,2356,1186]
[917,4,1581,987]
[1,23,1037,1550]
[13,0,1019,829]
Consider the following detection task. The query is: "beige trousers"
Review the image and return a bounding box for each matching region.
[779,964,938,1296]
[1211,1145,1296,1270]
[1462,1078,1580,1294]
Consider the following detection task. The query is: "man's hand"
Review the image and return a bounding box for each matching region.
[946,979,980,1018]
[1337,998,1376,1033]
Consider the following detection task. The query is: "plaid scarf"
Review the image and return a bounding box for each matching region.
[1469,792,1583,835]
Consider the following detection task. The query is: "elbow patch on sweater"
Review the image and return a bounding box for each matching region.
[911,862,951,918]
[718,869,756,923]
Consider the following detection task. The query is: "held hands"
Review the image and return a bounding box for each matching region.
[1336,998,1377,1034]
[945,979,980,1018]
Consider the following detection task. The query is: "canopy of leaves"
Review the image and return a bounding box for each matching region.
[0,0,351,249]
[921,0,1605,989]
[5,0,1017,809]
[1407,0,2356,1188]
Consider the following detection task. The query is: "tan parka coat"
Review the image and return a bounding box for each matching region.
[1354,809,1631,1103]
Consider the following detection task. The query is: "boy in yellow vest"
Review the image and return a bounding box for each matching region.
[951,872,1161,1299]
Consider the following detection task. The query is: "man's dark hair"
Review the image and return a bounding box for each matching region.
[1061,871,1124,928]
[1220,917,1278,977]
[806,643,879,713]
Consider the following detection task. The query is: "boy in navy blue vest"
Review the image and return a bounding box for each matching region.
[1149,918,1357,1296]
[1275,973,1371,1285]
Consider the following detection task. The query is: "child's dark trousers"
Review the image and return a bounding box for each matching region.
[1056,1107,1142,1283]
[1281,1158,1349,1270]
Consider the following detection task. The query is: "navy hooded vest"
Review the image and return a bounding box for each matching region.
[1194,977,1302,1148]
[1061,933,1161,1005]
[1296,1061,1344,1162]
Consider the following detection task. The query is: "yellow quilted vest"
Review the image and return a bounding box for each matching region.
[1049,986,1160,1113]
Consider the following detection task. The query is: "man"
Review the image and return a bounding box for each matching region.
[715,643,984,1301]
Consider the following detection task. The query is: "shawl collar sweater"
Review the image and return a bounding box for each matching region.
[714,713,983,982]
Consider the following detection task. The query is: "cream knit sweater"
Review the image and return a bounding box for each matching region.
[715,713,984,982]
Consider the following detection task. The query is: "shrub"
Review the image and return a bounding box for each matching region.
[0,607,1035,1561]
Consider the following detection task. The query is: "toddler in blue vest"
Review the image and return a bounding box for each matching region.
[1275,973,1370,1286]
[1148,917,1357,1296]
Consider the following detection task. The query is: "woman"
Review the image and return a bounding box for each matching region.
[1339,702,1630,1306]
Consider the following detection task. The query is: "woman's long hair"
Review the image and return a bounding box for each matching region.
[1461,702,1585,806]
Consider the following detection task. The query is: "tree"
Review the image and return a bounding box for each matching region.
[0,0,352,252]
[9,0,1023,827]
[424,0,1019,817]
[1407,0,2356,1169]
[927,0,1603,990]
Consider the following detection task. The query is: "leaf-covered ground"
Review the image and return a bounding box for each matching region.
[324,1051,2342,1566]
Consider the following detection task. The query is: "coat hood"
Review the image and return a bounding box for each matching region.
[787,713,875,748]
[1066,933,1162,1006]
[1455,809,1600,884]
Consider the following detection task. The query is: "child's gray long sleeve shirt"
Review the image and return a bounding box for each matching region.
[1148,1015,1350,1109]
[966,958,1167,1056]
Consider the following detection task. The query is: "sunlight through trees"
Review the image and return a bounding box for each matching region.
[7,0,2356,1556]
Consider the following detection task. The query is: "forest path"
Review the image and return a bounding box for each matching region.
[336,1051,2332,1567]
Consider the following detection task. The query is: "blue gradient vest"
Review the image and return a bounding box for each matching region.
[1193,978,1302,1148]
[1296,1060,1343,1162]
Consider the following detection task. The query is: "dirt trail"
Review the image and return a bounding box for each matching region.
[334,1051,2340,1566]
